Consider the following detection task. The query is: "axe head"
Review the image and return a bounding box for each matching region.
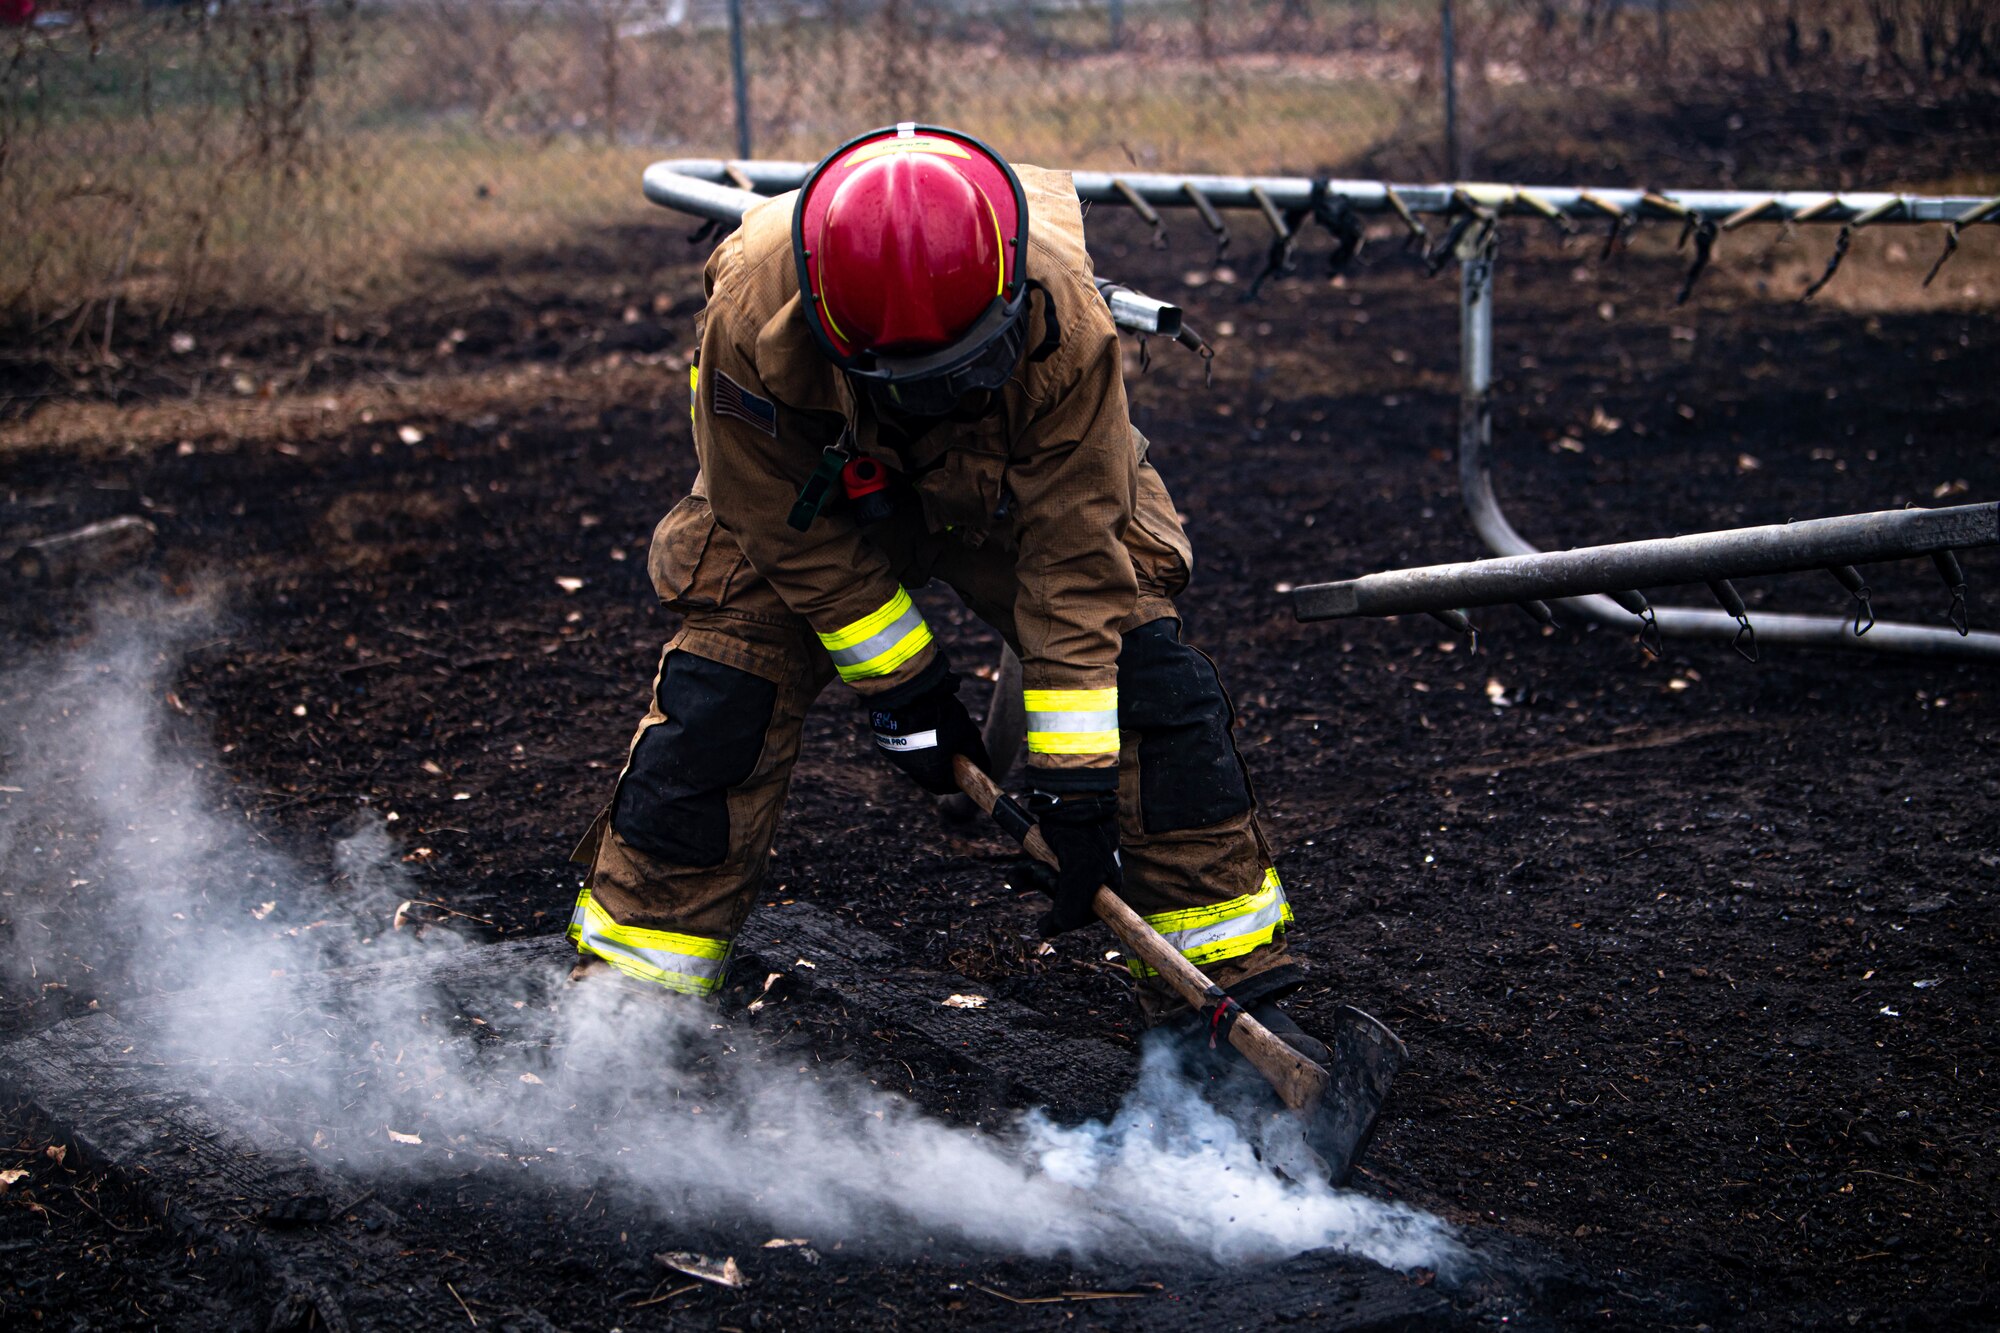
[1300,1005,1408,1186]
[1197,1004,1407,1189]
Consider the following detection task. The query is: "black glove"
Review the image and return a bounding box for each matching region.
[868,658,990,796]
[1028,777,1122,937]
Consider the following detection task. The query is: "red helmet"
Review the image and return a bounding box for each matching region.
[795,125,1043,416]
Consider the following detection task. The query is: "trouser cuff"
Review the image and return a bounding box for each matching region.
[568,885,732,998]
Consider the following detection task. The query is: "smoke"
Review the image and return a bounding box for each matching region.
[0,588,421,999]
[223,974,1461,1271]
[0,592,1464,1275]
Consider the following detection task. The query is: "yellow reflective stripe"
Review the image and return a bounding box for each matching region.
[834,621,932,683]
[1139,869,1285,935]
[578,897,729,960]
[1023,688,1118,712]
[1027,729,1121,755]
[1025,687,1120,755]
[985,191,1006,296]
[818,588,933,682]
[569,890,730,996]
[1125,869,1292,978]
[820,588,916,652]
[689,364,698,420]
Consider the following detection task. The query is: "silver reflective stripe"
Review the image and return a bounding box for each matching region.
[570,894,730,996]
[585,935,728,994]
[1023,708,1119,735]
[827,601,928,670]
[875,728,939,751]
[1156,889,1291,959]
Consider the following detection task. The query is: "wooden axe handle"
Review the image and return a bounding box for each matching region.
[951,755,1330,1114]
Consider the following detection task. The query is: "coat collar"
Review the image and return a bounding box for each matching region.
[754,292,849,417]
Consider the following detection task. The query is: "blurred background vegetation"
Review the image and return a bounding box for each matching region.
[3,0,1996,338]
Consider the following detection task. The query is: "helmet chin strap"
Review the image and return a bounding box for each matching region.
[940,389,998,423]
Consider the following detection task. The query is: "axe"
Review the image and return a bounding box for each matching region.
[951,754,1406,1185]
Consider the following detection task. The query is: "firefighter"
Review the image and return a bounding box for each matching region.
[570,124,1319,1063]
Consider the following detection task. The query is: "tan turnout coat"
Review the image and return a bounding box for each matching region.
[685,164,1177,772]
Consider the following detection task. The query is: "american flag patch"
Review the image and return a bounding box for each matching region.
[711,370,777,437]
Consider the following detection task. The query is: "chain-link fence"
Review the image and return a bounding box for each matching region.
[3,0,1995,325]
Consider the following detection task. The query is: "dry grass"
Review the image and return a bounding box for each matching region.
[4,69,1407,324]
[4,0,1994,332]
[751,47,1414,170]
[1,2,1420,326]
[2,114,672,321]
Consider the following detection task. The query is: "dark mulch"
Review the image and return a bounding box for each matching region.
[1,184,1996,1330]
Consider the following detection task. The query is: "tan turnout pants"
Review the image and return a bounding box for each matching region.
[571,460,1298,1019]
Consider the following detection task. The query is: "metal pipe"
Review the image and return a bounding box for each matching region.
[1093,279,1183,337]
[1441,0,1461,180]
[1291,503,2000,620]
[1068,179,1998,226]
[640,163,766,223]
[726,0,752,160]
[1447,238,2000,664]
[642,160,2000,227]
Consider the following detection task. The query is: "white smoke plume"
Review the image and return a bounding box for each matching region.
[0,592,1464,1274]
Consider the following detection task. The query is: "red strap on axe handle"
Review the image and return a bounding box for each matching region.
[1203,990,1244,1050]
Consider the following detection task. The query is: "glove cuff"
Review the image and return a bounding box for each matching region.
[1026,763,1118,798]
[869,651,952,709]
[1027,786,1119,828]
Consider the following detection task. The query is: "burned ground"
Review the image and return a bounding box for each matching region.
[1,195,1996,1331]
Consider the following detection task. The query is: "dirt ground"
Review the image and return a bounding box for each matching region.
[2,161,1998,1329]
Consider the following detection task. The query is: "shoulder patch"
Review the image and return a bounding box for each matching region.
[711,370,778,437]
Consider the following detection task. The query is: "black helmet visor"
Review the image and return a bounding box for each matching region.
[845,290,1031,418]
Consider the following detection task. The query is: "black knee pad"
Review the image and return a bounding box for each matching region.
[612,652,777,867]
[1117,619,1253,833]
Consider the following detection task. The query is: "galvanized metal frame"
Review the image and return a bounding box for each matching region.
[1451,229,2000,662]
[644,159,2000,228]
[642,157,2000,713]
[1292,501,2000,620]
